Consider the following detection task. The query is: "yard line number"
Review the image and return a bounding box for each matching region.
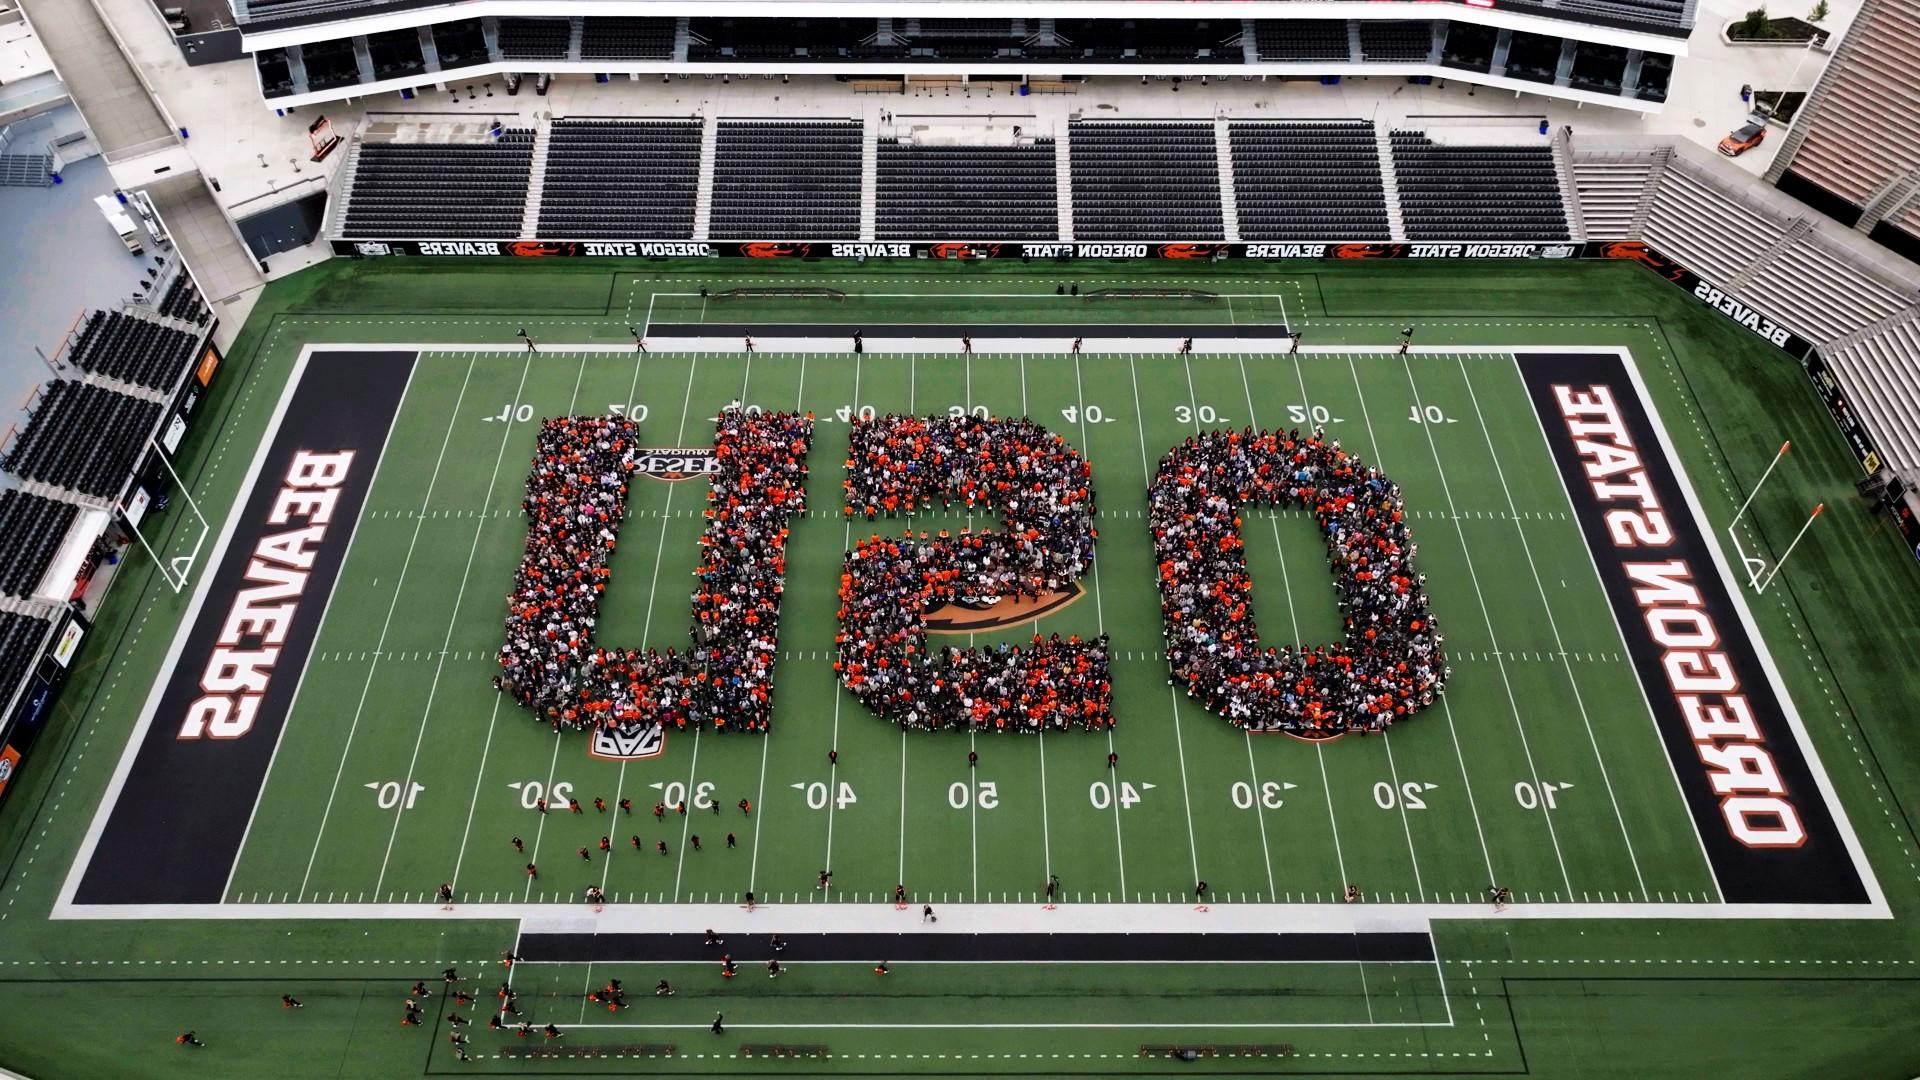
[1373,780,1438,810]
[794,781,858,810]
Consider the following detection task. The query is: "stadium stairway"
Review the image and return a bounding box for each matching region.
[1374,122,1407,240]
[0,153,53,187]
[1213,117,1241,243]
[693,115,717,241]
[521,119,552,239]
[565,16,585,61]
[671,17,690,61]
[1240,20,1259,63]
[859,114,879,241]
[1550,128,1586,241]
[1054,129,1074,241]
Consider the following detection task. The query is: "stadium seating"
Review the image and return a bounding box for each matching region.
[299,38,360,91]
[1069,122,1224,241]
[0,490,78,599]
[65,311,199,393]
[0,612,51,703]
[2,382,161,499]
[1231,122,1389,240]
[580,18,675,60]
[1503,31,1563,85]
[156,274,210,326]
[537,120,700,240]
[1359,21,1433,62]
[708,121,861,239]
[1390,132,1571,240]
[431,19,487,71]
[1253,21,1350,61]
[256,49,293,97]
[366,28,426,82]
[339,130,534,239]
[1053,19,1237,61]
[688,18,884,61]
[875,138,1058,240]
[497,17,570,60]
[1440,23,1497,73]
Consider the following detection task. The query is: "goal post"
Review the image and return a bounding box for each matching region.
[117,437,213,594]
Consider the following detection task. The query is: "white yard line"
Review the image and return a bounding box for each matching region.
[1120,353,1195,890]
[298,351,481,901]
[1193,352,1277,901]
[371,348,536,897]
[1454,353,1647,899]
[823,349,864,888]
[1395,352,1576,897]
[747,348,809,894]
[1343,354,1498,888]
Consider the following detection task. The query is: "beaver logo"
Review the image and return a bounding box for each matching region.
[923,581,1086,634]
[740,242,812,259]
[633,448,720,481]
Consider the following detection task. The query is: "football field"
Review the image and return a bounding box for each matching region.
[10,260,1917,1078]
[60,282,1872,918]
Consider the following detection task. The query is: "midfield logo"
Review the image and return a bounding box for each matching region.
[923,581,1086,634]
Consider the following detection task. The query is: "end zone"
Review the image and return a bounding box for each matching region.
[59,349,420,907]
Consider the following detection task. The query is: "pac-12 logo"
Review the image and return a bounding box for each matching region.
[632,448,720,481]
[590,723,666,760]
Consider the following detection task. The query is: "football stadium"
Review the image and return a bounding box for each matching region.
[2,0,1920,1074]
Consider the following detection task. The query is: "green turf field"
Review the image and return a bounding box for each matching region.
[4,257,1920,1078]
[218,340,1717,911]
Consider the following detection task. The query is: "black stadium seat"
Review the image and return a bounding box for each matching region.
[1231,122,1389,241]
[340,130,535,240]
[1069,121,1224,241]
[1390,131,1571,240]
[2,382,162,499]
[537,120,700,239]
[709,121,861,240]
[876,139,1057,240]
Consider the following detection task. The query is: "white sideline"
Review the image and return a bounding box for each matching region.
[48,897,1885,924]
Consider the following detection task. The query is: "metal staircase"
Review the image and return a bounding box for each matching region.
[1213,118,1240,243]
[692,114,718,241]
[1374,123,1407,241]
[519,119,551,239]
[1055,126,1075,241]
[859,113,879,241]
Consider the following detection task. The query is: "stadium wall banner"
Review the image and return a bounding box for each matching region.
[332,239,1599,261]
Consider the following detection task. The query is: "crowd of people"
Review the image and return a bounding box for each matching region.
[1148,426,1447,735]
[495,407,813,735]
[836,415,1113,731]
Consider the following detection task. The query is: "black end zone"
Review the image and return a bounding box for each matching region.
[74,350,418,905]
[517,932,1434,964]
[1516,351,1865,905]
[646,323,1293,340]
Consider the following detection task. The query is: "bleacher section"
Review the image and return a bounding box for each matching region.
[1253,21,1351,61]
[1573,152,1660,238]
[1359,21,1433,62]
[1230,122,1388,241]
[431,20,487,71]
[156,273,210,326]
[497,17,570,60]
[708,121,861,239]
[1824,319,1920,475]
[1052,19,1238,61]
[0,491,78,599]
[537,120,700,240]
[875,138,1057,240]
[3,383,161,500]
[65,311,199,393]
[1390,132,1570,240]
[1641,160,1783,284]
[339,128,534,240]
[0,612,51,707]
[581,17,675,60]
[1069,122,1223,241]
[687,18,881,61]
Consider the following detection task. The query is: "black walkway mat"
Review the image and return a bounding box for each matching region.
[519,931,1434,964]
